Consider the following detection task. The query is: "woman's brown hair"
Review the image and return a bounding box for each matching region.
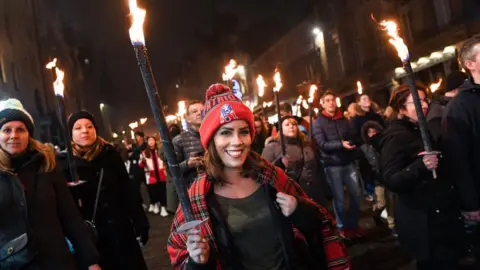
[144,136,158,159]
[387,83,427,120]
[0,138,56,173]
[203,139,267,185]
[272,117,308,145]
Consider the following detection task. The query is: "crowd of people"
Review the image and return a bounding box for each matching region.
[2,34,480,270]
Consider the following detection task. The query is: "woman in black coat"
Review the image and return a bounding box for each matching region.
[372,85,465,269]
[61,111,149,270]
[0,99,100,270]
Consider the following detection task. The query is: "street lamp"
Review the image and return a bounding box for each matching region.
[312,27,321,36]
[112,132,119,139]
[100,103,105,110]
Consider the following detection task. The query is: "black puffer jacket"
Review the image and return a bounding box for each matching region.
[60,145,149,270]
[313,110,356,167]
[172,128,204,187]
[1,150,98,270]
[372,118,464,261]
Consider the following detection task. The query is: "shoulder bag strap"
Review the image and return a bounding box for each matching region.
[91,168,104,223]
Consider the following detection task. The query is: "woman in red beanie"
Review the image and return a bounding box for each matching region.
[167,84,349,270]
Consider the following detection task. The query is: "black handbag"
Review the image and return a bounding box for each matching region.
[85,168,104,243]
[0,176,38,269]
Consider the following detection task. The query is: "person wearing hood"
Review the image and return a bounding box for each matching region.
[427,70,468,143]
[443,34,480,267]
[262,116,331,206]
[60,111,149,270]
[313,90,363,239]
[0,99,100,270]
[167,84,349,270]
[373,84,464,269]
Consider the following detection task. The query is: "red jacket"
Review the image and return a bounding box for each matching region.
[139,149,166,184]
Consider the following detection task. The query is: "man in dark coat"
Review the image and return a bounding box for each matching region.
[313,90,362,239]
[427,70,468,143]
[129,132,147,206]
[443,34,480,267]
[172,100,205,189]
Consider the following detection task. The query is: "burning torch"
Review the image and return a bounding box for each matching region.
[308,84,317,140]
[128,0,201,231]
[273,70,286,155]
[378,19,437,178]
[46,60,84,186]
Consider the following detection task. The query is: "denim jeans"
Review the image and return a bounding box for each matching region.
[325,163,361,229]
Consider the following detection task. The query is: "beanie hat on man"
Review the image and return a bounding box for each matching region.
[446,71,468,92]
[0,99,35,134]
[67,110,98,136]
[199,84,255,149]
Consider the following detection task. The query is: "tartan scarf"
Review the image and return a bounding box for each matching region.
[167,159,350,270]
[72,137,107,162]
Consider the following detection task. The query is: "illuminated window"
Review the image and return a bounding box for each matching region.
[0,54,6,83]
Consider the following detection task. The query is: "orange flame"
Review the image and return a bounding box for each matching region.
[223,59,238,81]
[46,58,57,69]
[336,97,342,108]
[430,78,443,93]
[357,81,363,95]
[53,67,65,97]
[308,85,317,103]
[378,20,409,62]
[296,95,303,105]
[128,0,146,45]
[273,70,282,92]
[256,75,266,97]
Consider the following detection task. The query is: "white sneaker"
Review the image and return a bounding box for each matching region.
[148,204,155,213]
[153,204,160,214]
[160,206,168,217]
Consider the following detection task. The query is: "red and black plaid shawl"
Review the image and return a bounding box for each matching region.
[167,160,350,269]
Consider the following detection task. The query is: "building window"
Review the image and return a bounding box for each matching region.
[434,0,451,27]
[0,54,6,83]
[4,15,13,44]
[11,63,19,91]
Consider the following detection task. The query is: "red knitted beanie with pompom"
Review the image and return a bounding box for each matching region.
[199,84,255,149]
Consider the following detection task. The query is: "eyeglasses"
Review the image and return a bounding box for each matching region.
[404,98,429,106]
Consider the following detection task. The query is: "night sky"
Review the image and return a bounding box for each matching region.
[51,0,313,131]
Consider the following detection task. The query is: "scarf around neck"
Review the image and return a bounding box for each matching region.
[72,137,107,162]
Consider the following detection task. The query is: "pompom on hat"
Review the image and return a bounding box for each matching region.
[199,84,255,149]
[0,99,35,134]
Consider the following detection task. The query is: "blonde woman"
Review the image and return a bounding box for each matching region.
[0,99,100,270]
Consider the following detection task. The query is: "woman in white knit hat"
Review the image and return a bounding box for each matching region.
[0,99,101,270]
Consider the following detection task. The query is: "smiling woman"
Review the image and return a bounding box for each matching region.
[0,99,100,270]
[167,84,350,270]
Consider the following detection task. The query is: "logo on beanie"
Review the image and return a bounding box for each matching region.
[220,104,238,124]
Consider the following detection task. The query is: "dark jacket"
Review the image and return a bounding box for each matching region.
[373,119,464,261]
[443,78,480,211]
[313,110,356,167]
[129,143,147,184]
[0,150,98,270]
[251,132,267,155]
[172,128,204,187]
[426,96,453,144]
[262,137,331,205]
[351,110,384,144]
[60,145,149,270]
